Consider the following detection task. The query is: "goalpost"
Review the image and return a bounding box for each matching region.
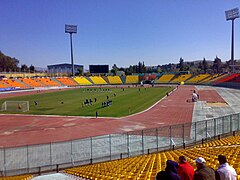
[1,101,29,112]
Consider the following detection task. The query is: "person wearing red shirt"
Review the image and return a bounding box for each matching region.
[178,156,195,180]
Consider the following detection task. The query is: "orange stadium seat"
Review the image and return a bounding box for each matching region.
[1,78,27,89]
[36,77,61,87]
[19,78,45,87]
[55,77,78,86]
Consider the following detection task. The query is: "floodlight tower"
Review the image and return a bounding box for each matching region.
[65,24,77,77]
[225,8,239,73]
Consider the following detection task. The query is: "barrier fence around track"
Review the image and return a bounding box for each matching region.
[0,113,240,176]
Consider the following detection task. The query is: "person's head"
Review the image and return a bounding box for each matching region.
[218,155,227,165]
[165,160,178,173]
[179,156,187,164]
[196,157,206,168]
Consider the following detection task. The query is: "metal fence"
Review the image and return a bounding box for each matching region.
[1,113,239,176]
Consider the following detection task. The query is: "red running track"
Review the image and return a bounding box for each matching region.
[0,85,212,148]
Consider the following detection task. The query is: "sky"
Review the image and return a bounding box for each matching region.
[0,0,240,70]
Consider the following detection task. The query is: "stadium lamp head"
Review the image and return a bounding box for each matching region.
[225,8,239,21]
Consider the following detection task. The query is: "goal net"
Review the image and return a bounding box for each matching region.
[1,101,29,112]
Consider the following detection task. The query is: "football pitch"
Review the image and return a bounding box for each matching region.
[0,86,174,117]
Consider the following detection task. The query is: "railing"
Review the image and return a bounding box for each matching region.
[0,113,239,176]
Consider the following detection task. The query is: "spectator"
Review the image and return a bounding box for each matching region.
[194,157,215,180]
[178,156,194,180]
[156,160,181,180]
[215,155,237,180]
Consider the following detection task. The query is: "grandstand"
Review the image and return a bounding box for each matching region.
[89,76,108,85]
[107,76,123,84]
[74,76,92,85]
[185,74,210,84]
[198,74,221,84]
[208,74,229,84]
[0,174,33,180]
[1,73,240,179]
[55,77,78,86]
[155,74,175,83]
[125,75,139,84]
[213,73,240,84]
[19,78,44,87]
[0,73,239,89]
[170,74,192,84]
[36,77,61,87]
[1,78,27,89]
[0,81,7,88]
[65,133,240,179]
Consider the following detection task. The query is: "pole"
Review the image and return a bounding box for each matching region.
[70,33,74,77]
[231,19,234,73]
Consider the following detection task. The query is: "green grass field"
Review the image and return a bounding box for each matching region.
[0,86,174,117]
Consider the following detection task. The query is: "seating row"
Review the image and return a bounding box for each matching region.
[0,74,239,89]
[65,134,240,180]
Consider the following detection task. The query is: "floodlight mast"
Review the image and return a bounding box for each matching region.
[65,25,77,77]
[225,8,239,73]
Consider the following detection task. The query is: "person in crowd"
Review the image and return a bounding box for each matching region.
[215,155,237,180]
[156,160,181,180]
[178,156,194,180]
[194,157,215,180]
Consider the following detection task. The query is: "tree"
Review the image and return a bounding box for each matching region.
[179,57,185,71]
[0,51,20,72]
[77,67,83,76]
[110,64,119,75]
[21,64,28,72]
[142,61,146,73]
[138,61,142,73]
[29,64,35,73]
[213,56,222,73]
[202,58,209,73]
[198,61,203,72]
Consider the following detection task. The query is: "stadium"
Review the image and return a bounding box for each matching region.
[0,73,240,179]
[1,1,240,180]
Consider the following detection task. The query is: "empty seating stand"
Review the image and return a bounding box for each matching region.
[213,73,240,84]
[74,76,92,85]
[107,76,123,84]
[55,77,78,86]
[36,77,61,87]
[19,78,44,88]
[65,134,240,180]
[186,74,210,84]
[0,174,33,180]
[125,75,139,84]
[170,74,192,84]
[1,78,27,89]
[89,76,107,85]
[156,74,175,83]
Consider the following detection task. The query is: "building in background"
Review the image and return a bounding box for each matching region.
[47,63,83,76]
